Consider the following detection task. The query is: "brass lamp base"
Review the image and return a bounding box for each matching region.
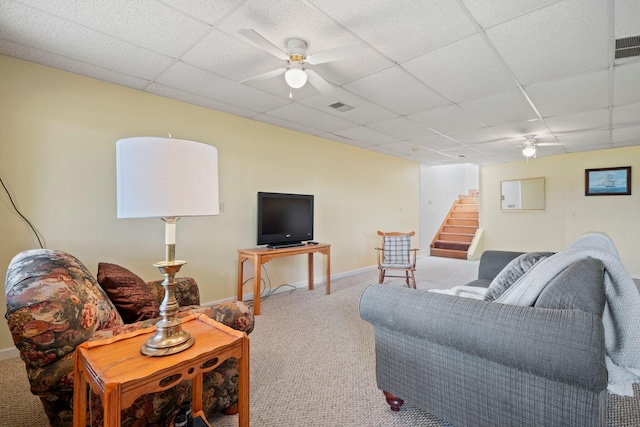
[141,259,195,357]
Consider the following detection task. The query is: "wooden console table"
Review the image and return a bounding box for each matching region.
[237,243,331,315]
[73,314,249,427]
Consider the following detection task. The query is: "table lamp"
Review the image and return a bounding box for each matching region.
[116,136,219,356]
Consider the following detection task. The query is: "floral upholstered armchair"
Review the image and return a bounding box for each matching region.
[4,249,254,427]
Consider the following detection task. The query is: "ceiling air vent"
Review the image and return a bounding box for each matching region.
[615,35,640,60]
[328,102,354,112]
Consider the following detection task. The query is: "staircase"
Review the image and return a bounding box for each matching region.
[430,190,479,259]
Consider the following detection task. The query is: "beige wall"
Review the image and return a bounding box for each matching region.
[480,147,640,276]
[0,55,420,351]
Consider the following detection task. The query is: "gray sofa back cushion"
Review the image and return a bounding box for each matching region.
[534,258,606,315]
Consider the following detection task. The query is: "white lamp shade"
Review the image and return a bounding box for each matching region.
[116,137,219,218]
[285,67,307,89]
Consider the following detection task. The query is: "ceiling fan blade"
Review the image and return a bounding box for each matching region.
[305,70,335,95]
[537,142,564,146]
[238,29,289,60]
[240,68,286,85]
[307,43,366,65]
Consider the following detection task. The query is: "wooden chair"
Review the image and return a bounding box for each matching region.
[376,231,419,288]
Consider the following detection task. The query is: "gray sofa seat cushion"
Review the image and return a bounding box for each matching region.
[485,252,554,301]
[535,258,606,315]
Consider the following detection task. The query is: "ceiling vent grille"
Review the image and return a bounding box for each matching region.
[328,102,355,112]
[615,35,640,59]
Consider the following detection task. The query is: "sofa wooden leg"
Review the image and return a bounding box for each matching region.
[383,391,404,412]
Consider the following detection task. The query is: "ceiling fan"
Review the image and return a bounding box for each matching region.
[520,136,564,158]
[238,29,366,96]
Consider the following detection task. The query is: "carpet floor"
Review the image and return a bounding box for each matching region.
[1,256,639,426]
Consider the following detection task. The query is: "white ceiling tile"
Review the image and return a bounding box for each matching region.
[408,104,485,134]
[0,2,175,80]
[485,120,550,141]
[334,126,402,146]
[308,52,394,86]
[182,30,285,82]
[613,103,640,127]
[526,70,609,117]
[17,0,211,58]
[367,117,438,140]
[556,129,612,147]
[614,0,640,38]
[566,142,613,152]
[544,109,610,134]
[0,40,150,90]
[410,135,462,151]
[319,133,372,148]
[266,103,356,133]
[219,0,358,55]
[299,88,399,125]
[445,127,501,145]
[403,34,517,103]
[145,83,257,119]
[253,114,326,136]
[486,0,609,85]
[155,62,289,113]
[343,66,449,115]
[308,0,477,62]
[159,0,245,25]
[462,0,560,28]
[613,125,640,143]
[614,61,640,106]
[458,89,538,126]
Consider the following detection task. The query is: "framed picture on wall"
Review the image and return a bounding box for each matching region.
[585,166,631,196]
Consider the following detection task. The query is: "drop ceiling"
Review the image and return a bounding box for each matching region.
[1,0,639,166]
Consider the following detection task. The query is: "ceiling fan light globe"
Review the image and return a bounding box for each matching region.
[522,146,536,158]
[285,67,307,89]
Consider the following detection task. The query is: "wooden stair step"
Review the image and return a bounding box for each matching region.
[447,218,479,227]
[453,204,479,212]
[458,198,479,204]
[430,247,468,259]
[443,225,477,234]
[433,240,471,251]
[438,232,474,243]
[450,211,478,219]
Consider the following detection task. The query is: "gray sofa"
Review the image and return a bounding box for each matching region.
[360,250,608,427]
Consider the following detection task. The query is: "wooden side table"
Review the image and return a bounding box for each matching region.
[237,242,331,315]
[73,314,249,427]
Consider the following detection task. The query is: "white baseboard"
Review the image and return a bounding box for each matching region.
[0,346,19,361]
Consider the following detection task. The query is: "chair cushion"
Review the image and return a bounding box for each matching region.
[383,235,411,265]
[484,252,553,301]
[97,262,160,323]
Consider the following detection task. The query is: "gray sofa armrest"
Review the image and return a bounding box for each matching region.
[477,250,524,281]
[359,284,607,392]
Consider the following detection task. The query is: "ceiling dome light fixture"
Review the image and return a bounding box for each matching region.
[284,65,307,89]
[522,142,537,158]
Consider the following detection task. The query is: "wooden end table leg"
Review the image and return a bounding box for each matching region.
[253,255,261,315]
[238,336,250,427]
[73,355,87,427]
[237,257,244,303]
[308,252,314,290]
[325,247,330,295]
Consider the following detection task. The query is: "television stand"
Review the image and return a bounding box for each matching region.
[267,242,305,249]
[237,243,331,315]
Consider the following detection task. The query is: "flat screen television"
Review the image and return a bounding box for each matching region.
[257,192,314,248]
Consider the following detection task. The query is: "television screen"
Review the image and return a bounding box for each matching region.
[257,192,314,248]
